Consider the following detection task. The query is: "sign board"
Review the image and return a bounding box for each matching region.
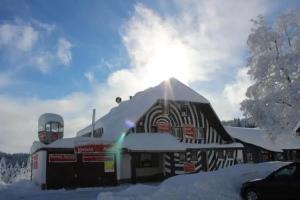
[75,144,111,153]
[82,154,114,162]
[156,121,171,133]
[104,161,115,172]
[48,154,77,163]
[184,162,195,172]
[183,124,195,138]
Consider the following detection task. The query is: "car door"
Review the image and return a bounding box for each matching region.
[263,164,296,199]
[289,163,300,199]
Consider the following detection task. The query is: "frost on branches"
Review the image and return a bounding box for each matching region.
[0,157,31,184]
[241,10,300,135]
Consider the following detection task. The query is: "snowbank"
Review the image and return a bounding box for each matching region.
[97,162,289,200]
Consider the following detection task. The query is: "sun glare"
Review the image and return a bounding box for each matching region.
[142,44,190,86]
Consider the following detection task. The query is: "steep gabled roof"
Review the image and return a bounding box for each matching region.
[76,78,210,141]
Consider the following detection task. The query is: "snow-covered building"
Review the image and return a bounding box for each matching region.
[31,78,244,189]
[224,126,283,163]
[225,123,300,163]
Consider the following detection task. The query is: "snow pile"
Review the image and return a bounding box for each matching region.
[98,162,289,200]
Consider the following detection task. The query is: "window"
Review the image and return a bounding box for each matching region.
[173,127,183,139]
[181,104,190,116]
[227,150,234,159]
[136,153,159,168]
[246,152,253,162]
[93,127,103,138]
[195,127,204,139]
[191,151,198,161]
[51,123,59,132]
[274,165,296,179]
[179,153,186,162]
[218,150,224,159]
[151,126,157,133]
[46,123,51,132]
[136,126,144,133]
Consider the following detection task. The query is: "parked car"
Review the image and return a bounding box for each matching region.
[241,162,300,200]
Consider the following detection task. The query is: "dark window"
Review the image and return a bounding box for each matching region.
[191,151,198,161]
[179,153,186,162]
[46,123,51,132]
[173,127,183,139]
[218,150,224,159]
[246,152,253,162]
[274,165,296,179]
[94,127,103,138]
[181,104,190,116]
[151,126,157,133]
[196,127,204,139]
[136,153,159,168]
[136,126,144,133]
[227,150,234,159]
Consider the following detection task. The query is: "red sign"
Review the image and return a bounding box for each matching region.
[38,132,47,142]
[82,154,114,162]
[183,124,195,138]
[48,154,77,163]
[156,121,171,133]
[184,162,195,172]
[75,144,112,153]
[32,154,38,169]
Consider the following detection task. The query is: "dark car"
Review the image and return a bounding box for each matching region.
[241,162,300,200]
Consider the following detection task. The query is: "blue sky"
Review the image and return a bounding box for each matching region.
[0,0,299,152]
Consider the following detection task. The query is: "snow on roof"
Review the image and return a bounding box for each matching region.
[122,133,243,152]
[30,137,112,153]
[76,78,210,141]
[122,133,186,152]
[224,126,283,152]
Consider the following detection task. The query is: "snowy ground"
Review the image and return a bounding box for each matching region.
[0,162,289,200]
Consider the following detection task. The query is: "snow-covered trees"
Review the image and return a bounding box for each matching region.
[0,157,30,184]
[241,10,300,135]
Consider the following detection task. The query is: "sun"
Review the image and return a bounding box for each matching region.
[142,44,191,86]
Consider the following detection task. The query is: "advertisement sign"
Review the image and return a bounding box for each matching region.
[183,124,195,138]
[75,144,111,153]
[48,154,77,163]
[184,162,195,172]
[104,161,115,172]
[82,154,114,162]
[156,121,171,133]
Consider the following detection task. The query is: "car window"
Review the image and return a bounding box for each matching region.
[274,165,296,179]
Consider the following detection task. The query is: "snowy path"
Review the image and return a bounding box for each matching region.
[0,181,130,200]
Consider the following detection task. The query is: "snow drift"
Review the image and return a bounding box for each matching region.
[97,162,289,200]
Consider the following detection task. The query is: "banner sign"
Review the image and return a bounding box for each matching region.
[48,154,77,163]
[75,144,111,153]
[104,161,115,172]
[32,154,38,169]
[184,162,195,172]
[183,124,195,138]
[156,121,171,133]
[82,154,114,162]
